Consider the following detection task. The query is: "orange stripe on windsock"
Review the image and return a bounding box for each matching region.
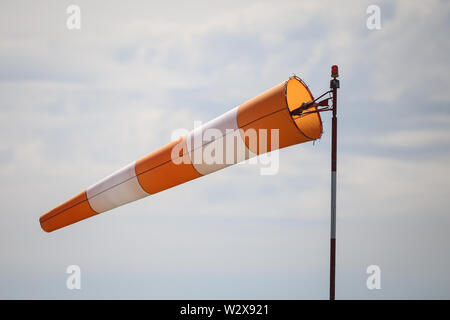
[39,191,98,232]
[135,137,202,194]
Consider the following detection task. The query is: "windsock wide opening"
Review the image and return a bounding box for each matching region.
[285,77,323,140]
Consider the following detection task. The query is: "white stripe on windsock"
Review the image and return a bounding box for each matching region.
[86,162,149,213]
[187,106,255,176]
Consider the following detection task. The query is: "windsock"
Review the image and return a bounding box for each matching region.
[40,76,323,232]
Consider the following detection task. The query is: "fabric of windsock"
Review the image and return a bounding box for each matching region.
[40,76,322,232]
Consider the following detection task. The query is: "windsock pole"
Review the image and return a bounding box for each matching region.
[288,66,340,299]
[329,65,339,300]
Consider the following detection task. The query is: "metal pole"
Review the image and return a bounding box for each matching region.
[330,65,339,300]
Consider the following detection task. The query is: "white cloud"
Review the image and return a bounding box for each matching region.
[372,128,450,148]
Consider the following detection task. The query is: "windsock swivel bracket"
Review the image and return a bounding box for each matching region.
[290,70,339,118]
[289,90,333,117]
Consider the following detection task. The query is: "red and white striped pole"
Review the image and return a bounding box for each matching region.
[330,65,339,300]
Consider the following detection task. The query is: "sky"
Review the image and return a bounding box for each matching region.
[0,0,449,299]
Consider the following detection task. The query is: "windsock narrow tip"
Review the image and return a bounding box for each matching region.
[40,191,98,232]
[39,217,52,233]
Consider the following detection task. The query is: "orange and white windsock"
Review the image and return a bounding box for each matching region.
[40,76,323,232]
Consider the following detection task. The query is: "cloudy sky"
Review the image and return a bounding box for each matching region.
[0,0,449,299]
